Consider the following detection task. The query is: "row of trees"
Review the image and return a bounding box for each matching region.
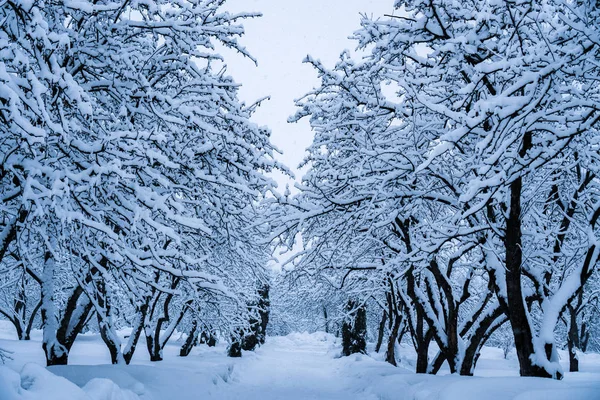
[274,0,600,379]
[0,0,276,365]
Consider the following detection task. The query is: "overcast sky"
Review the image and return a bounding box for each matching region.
[219,0,395,192]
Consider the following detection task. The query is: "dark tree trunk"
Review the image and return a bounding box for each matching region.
[207,335,216,347]
[341,299,355,356]
[257,285,270,345]
[323,306,329,334]
[567,305,580,372]
[581,322,590,353]
[415,326,432,374]
[44,344,69,366]
[228,338,242,357]
[428,351,446,374]
[241,330,259,351]
[145,277,180,362]
[375,310,387,353]
[180,320,199,357]
[145,334,162,362]
[385,314,401,366]
[13,280,26,340]
[459,308,507,376]
[24,300,42,341]
[98,314,123,365]
[505,171,555,378]
[200,331,217,347]
[123,302,148,364]
[353,304,367,353]
[503,131,559,378]
[57,286,94,352]
[94,258,124,365]
[341,300,367,356]
[0,209,28,265]
[241,284,270,351]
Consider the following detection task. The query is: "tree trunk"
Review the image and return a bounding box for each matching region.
[228,336,242,357]
[505,149,556,379]
[459,307,507,376]
[352,304,367,354]
[25,299,42,341]
[580,321,590,353]
[14,281,26,340]
[98,316,124,365]
[415,341,430,373]
[180,320,199,357]
[144,277,180,362]
[123,302,148,364]
[0,209,28,265]
[41,249,69,366]
[96,272,125,365]
[428,351,446,374]
[341,316,352,356]
[385,314,401,366]
[57,286,94,352]
[567,305,580,372]
[414,317,432,373]
[200,331,217,347]
[341,300,367,356]
[258,285,270,345]
[375,310,387,353]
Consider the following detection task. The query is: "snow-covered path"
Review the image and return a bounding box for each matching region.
[2,326,600,400]
[217,335,364,400]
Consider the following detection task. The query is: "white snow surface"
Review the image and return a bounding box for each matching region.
[1,322,599,400]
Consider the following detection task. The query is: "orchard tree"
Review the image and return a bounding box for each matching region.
[0,0,281,365]
[276,0,600,380]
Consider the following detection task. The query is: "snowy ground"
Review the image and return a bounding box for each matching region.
[1,322,599,400]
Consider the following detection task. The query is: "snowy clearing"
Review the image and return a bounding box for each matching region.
[1,324,599,400]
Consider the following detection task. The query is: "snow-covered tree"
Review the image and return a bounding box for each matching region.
[0,0,281,365]
[276,0,600,379]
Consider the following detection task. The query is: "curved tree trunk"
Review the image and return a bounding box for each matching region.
[505,168,555,379]
[375,310,387,353]
[123,302,149,364]
[96,282,125,365]
[180,320,199,357]
[385,313,401,366]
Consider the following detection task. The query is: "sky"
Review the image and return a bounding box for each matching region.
[219,0,395,193]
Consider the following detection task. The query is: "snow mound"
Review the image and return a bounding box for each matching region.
[0,364,141,400]
[337,352,600,400]
[82,379,140,400]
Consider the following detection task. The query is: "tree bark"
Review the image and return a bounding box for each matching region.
[123,302,148,364]
[375,310,387,353]
[145,277,180,362]
[341,300,367,356]
[504,133,556,378]
[385,313,401,366]
[57,285,94,352]
[180,320,199,357]
[567,305,580,372]
[228,336,242,357]
[415,325,432,374]
[96,273,125,365]
[41,249,69,366]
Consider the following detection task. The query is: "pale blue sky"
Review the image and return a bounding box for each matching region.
[220,1,395,192]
